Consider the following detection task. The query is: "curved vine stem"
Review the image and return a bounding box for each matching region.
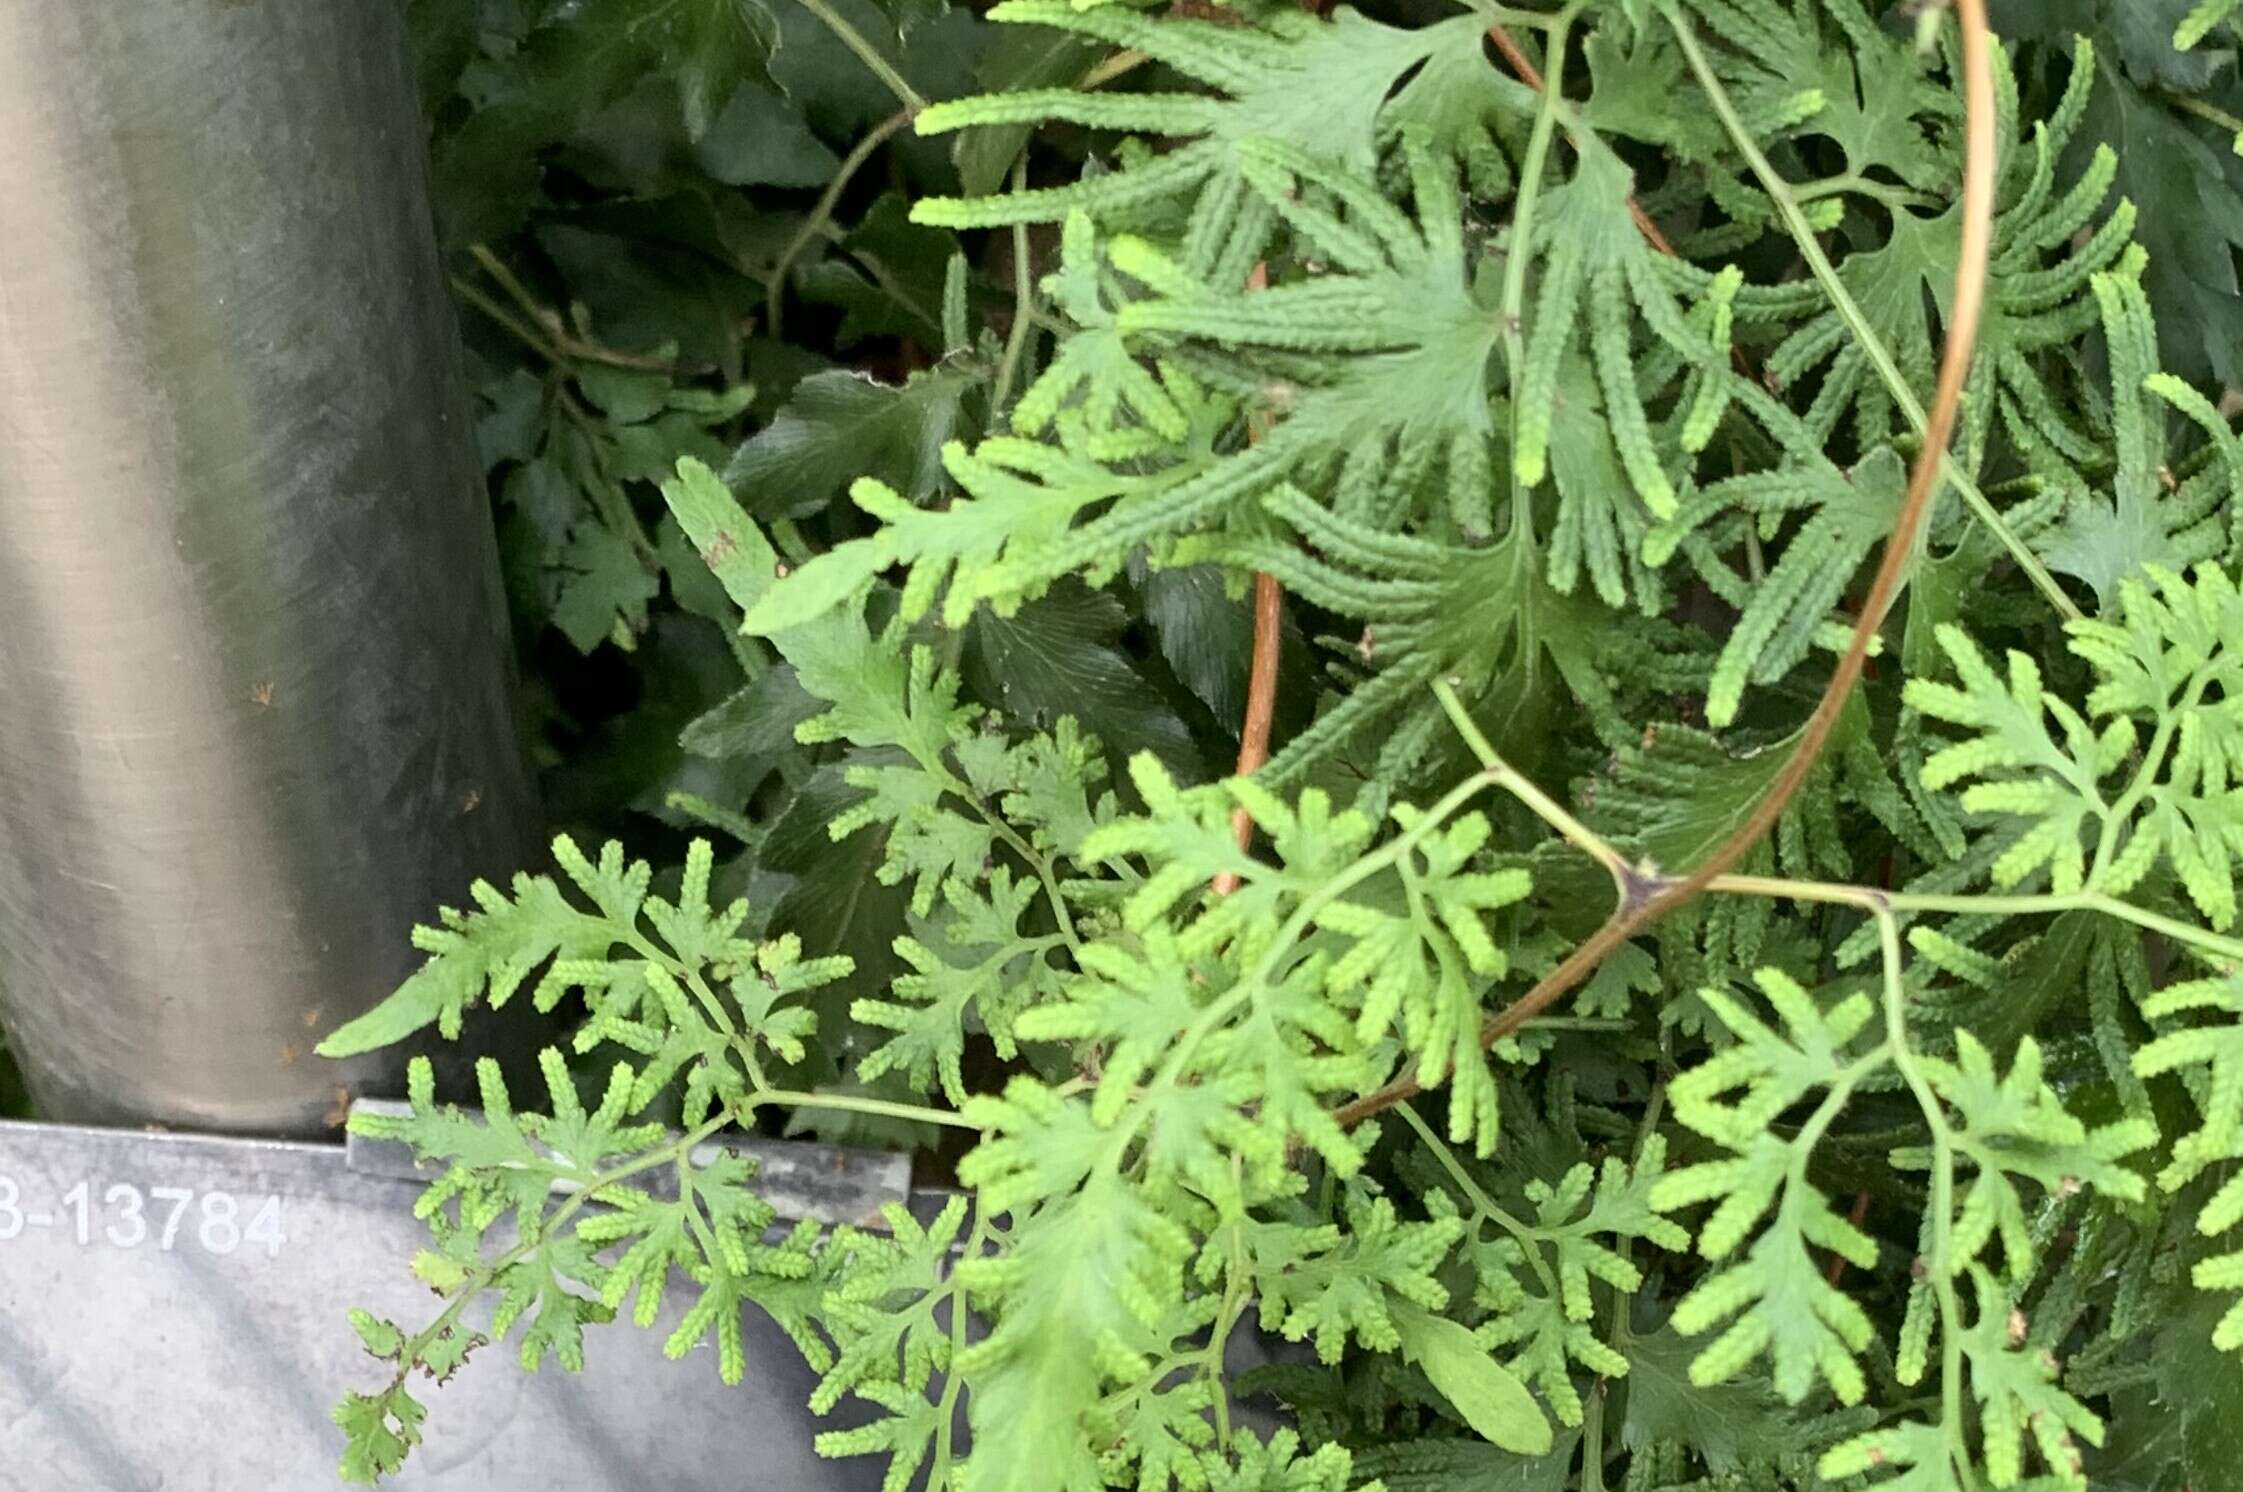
[452,254,714,376]
[1336,0,2003,1132]
[766,108,916,345]
[794,0,927,115]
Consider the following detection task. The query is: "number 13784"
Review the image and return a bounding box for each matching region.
[0,1175,284,1257]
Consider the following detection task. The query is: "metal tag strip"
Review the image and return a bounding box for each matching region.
[0,1111,907,1491]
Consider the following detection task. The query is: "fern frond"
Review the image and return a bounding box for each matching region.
[912,0,1518,227]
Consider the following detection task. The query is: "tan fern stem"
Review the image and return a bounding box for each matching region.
[1217,265,1285,896]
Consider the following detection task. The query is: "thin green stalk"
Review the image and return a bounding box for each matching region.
[1662,2,2082,624]
[629,933,749,1045]
[451,276,568,365]
[770,516,814,565]
[1588,1086,1669,1492]
[928,1212,989,1484]
[665,792,761,846]
[1434,679,1633,900]
[1795,173,1941,211]
[1204,1155,1252,1452]
[767,108,915,343]
[992,158,1037,415]
[2092,668,2212,878]
[942,769,1084,955]
[1499,4,1584,414]
[1517,1016,1630,1031]
[2077,892,2243,961]
[1875,911,1977,1492]
[758,1087,984,1131]
[557,390,660,561]
[1394,1101,1560,1297]
[469,244,555,331]
[1079,49,1148,90]
[1580,1375,1608,1492]
[794,0,926,114]
[2163,88,2243,147]
[1706,873,2243,963]
[464,245,710,374]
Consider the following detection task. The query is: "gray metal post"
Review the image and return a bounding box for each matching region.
[0,1,535,1134]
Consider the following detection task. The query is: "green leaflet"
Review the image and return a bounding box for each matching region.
[1652,969,1884,1406]
[2037,265,2219,609]
[1515,142,1686,522]
[318,840,673,1056]
[1117,137,1498,449]
[1911,566,2243,926]
[1658,446,1907,729]
[1392,1302,1553,1456]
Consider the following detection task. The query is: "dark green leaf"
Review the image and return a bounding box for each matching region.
[478,370,551,470]
[762,761,913,995]
[2155,1289,2243,1487]
[537,221,755,369]
[724,368,973,521]
[681,666,822,759]
[1619,1322,1793,1473]
[1139,565,1254,732]
[542,617,765,827]
[502,454,581,554]
[2086,1384,2189,1491]
[551,525,660,652]
[576,364,673,425]
[2072,47,2243,384]
[796,195,964,352]
[964,581,1200,778]
[1349,1435,1578,1492]
[1997,0,2233,92]
[538,0,780,140]
[694,83,841,186]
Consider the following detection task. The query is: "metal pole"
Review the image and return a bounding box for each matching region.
[0,0,535,1134]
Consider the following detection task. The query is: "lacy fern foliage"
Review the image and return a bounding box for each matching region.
[326,1,2243,1488]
